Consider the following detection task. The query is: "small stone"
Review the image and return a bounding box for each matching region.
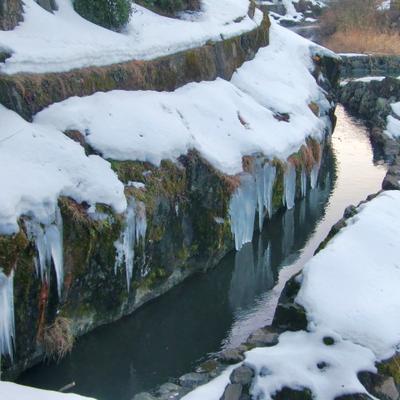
[220,383,243,400]
[218,348,245,364]
[158,383,182,395]
[132,392,157,400]
[178,372,209,389]
[246,327,279,347]
[230,365,254,386]
[376,377,399,400]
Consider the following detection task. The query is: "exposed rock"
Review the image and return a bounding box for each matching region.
[230,365,254,386]
[132,393,157,400]
[178,372,209,389]
[272,387,313,400]
[0,0,23,30]
[245,326,279,347]
[35,0,58,12]
[359,371,400,400]
[218,346,246,364]
[340,55,400,79]
[220,383,243,400]
[335,394,372,400]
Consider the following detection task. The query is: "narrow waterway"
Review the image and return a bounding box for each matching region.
[18,105,386,400]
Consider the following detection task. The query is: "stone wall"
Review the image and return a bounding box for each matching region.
[340,55,400,79]
[0,14,270,120]
[0,0,22,30]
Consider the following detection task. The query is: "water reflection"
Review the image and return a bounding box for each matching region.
[18,106,386,400]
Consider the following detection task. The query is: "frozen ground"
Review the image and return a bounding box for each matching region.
[0,382,95,400]
[182,190,400,399]
[0,0,262,74]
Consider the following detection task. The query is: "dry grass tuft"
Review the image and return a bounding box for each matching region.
[324,29,400,55]
[42,317,74,362]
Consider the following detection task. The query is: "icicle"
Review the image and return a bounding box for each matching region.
[229,174,257,251]
[114,199,147,291]
[263,164,276,220]
[283,163,296,210]
[25,207,64,299]
[255,161,266,232]
[255,161,276,231]
[301,168,307,198]
[310,161,321,189]
[0,271,15,361]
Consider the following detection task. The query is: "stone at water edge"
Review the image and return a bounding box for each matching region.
[229,365,254,386]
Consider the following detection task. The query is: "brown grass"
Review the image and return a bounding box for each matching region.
[324,29,400,55]
[42,317,74,362]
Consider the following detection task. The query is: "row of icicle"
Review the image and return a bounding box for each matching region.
[229,158,321,251]
[0,199,147,366]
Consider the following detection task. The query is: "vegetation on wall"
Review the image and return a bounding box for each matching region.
[73,0,132,31]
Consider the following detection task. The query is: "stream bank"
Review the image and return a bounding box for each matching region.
[17,106,387,400]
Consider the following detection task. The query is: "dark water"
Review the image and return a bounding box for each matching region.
[17,106,386,400]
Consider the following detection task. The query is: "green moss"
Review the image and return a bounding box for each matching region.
[0,229,29,276]
[141,268,169,289]
[272,160,285,211]
[378,355,400,384]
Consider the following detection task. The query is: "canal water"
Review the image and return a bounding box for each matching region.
[18,105,387,400]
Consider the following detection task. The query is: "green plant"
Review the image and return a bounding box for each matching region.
[74,0,132,31]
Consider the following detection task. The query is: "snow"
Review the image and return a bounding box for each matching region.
[184,191,400,399]
[36,22,332,177]
[0,382,95,400]
[1,20,334,251]
[182,364,239,400]
[0,271,14,360]
[0,105,126,235]
[385,115,400,138]
[385,103,400,138]
[0,0,263,74]
[297,190,400,360]
[114,199,147,291]
[25,207,64,298]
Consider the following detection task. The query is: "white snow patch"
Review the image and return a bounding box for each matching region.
[0,105,126,235]
[297,190,400,360]
[247,330,376,400]
[0,382,95,400]
[0,0,262,74]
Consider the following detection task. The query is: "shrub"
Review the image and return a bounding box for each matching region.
[74,0,132,31]
[137,0,200,16]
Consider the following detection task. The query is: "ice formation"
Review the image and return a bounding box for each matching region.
[24,207,64,299]
[310,162,321,189]
[301,168,307,198]
[255,161,277,231]
[114,200,147,291]
[230,161,278,250]
[0,271,15,360]
[229,174,257,251]
[283,163,297,210]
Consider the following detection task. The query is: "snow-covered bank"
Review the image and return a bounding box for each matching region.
[0,0,262,74]
[181,190,400,399]
[0,105,126,235]
[0,382,95,400]
[0,22,334,235]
